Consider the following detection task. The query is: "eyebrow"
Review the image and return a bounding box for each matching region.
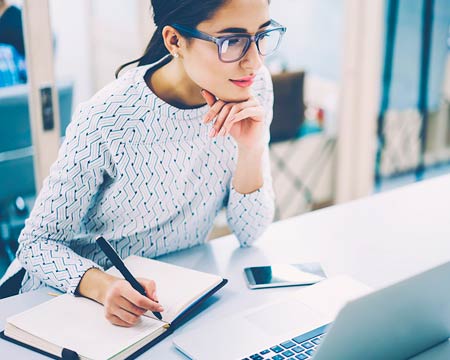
[216,20,272,34]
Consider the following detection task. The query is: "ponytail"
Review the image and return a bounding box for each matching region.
[138,28,170,66]
[115,0,227,78]
[115,28,169,78]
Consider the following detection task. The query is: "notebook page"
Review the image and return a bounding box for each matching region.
[7,294,164,360]
[107,256,222,323]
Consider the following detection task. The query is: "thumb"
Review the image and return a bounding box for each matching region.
[201,89,216,107]
[138,278,158,302]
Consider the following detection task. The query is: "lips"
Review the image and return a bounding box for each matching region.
[229,75,256,88]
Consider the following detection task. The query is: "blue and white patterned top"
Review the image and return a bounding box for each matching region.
[16,58,275,295]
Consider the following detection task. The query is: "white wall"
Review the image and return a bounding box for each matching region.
[90,0,154,91]
[49,0,154,107]
[49,0,93,107]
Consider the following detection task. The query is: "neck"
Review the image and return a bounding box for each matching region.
[148,58,206,109]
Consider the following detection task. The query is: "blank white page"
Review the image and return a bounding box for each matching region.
[7,294,164,360]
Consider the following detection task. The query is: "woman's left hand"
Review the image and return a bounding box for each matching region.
[201,89,265,150]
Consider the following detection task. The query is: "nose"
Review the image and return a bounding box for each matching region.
[240,41,263,72]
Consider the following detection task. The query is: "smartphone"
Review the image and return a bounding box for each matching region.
[243,263,327,289]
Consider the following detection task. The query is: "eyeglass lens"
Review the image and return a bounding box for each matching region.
[219,29,283,62]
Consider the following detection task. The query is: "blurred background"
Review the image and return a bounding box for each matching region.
[0,0,449,278]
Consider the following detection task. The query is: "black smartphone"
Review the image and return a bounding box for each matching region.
[243,263,327,289]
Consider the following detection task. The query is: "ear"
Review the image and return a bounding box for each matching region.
[161,25,183,58]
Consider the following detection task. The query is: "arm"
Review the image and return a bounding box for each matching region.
[17,102,164,326]
[202,67,275,246]
[228,67,275,245]
[78,268,163,327]
[226,142,275,246]
[17,102,110,295]
[232,144,264,194]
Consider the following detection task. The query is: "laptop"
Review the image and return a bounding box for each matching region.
[173,261,450,360]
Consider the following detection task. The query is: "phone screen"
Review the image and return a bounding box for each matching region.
[245,263,326,288]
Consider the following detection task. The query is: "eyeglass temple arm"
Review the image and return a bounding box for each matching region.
[172,24,221,45]
[268,19,287,34]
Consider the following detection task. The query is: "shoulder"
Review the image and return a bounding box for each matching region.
[252,66,274,130]
[1,6,22,22]
[252,65,274,106]
[88,65,147,106]
[253,65,273,91]
[71,66,149,130]
[254,65,273,89]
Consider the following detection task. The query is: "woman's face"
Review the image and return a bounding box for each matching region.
[180,0,270,102]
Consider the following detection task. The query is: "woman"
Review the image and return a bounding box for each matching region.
[0,0,27,87]
[5,0,285,327]
[0,0,25,57]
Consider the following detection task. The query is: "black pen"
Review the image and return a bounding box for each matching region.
[96,236,163,320]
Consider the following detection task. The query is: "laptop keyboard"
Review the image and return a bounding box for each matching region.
[241,325,328,360]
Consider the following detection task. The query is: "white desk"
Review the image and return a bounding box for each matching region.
[1,174,450,359]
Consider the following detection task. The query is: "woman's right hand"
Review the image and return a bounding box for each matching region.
[102,277,164,327]
[78,268,164,327]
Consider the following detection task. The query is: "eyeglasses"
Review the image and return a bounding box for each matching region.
[171,20,287,63]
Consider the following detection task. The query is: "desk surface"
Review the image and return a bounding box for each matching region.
[1,175,450,359]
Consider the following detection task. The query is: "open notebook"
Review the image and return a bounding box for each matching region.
[2,255,227,360]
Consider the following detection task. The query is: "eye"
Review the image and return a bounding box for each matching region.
[227,37,244,47]
[258,31,271,40]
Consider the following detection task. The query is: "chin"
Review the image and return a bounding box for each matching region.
[216,87,252,103]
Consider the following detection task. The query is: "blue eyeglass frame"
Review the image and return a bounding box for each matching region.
[171,19,287,63]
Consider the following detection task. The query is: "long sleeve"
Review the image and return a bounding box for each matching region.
[226,67,275,246]
[16,102,112,294]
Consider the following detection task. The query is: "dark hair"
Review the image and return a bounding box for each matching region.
[115,0,227,78]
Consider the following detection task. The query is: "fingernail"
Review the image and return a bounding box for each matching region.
[209,128,216,138]
[218,128,226,136]
[203,116,209,124]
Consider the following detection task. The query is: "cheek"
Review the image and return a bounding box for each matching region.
[183,46,253,102]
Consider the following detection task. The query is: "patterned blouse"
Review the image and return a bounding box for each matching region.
[16,57,275,294]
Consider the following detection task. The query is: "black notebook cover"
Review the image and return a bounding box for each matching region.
[1,278,228,360]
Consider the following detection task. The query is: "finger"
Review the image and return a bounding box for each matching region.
[117,296,147,316]
[221,105,242,136]
[201,89,216,107]
[139,278,159,302]
[225,107,264,135]
[220,99,258,134]
[122,283,164,312]
[212,104,233,137]
[114,307,141,325]
[203,99,226,124]
[204,99,226,124]
[108,314,133,327]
